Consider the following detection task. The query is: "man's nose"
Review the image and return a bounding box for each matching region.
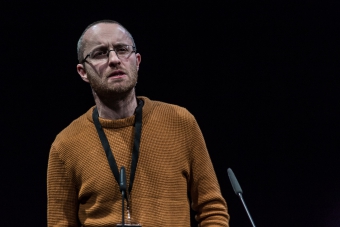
[108,50,121,65]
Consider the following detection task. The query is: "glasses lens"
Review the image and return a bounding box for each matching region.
[116,45,134,59]
[90,49,109,61]
[87,45,134,63]
[116,45,129,54]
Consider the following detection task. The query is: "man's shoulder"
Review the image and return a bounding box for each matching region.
[51,107,94,150]
[141,96,195,123]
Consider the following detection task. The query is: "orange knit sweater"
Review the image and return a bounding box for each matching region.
[47,96,230,227]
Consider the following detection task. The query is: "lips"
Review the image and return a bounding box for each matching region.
[107,70,126,78]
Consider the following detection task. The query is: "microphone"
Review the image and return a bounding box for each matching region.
[117,167,140,227]
[120,166,127,192]
[227,168,256,227]
[120,166,127,227]
[227,168,243,194]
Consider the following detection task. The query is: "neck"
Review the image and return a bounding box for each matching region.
[93,89,138,120]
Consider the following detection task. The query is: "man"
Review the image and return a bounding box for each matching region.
[47,20,230,227]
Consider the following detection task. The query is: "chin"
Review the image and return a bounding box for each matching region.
[90,76,137,97]
[96,84,136,98]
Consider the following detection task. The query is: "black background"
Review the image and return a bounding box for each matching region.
[1,1,339,226]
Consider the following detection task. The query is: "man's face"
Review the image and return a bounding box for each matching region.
[77,23,141,98]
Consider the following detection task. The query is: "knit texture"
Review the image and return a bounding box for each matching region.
[47,96,230,227]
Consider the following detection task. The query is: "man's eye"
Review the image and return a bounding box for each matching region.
[116,46,128,53]
[92,50,107,58]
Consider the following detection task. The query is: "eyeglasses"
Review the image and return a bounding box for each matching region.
[81,44,136,64]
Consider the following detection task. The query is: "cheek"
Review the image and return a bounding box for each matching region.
[96,64,107,75]
[86,69,101,82]
[124,61,136,72]
[85,64,105,78]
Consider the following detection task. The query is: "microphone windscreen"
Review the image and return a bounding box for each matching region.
[120,166,127,191]
[227,168,243,195]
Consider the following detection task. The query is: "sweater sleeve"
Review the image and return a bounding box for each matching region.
[47,146,80,227]
[189,118,230,227]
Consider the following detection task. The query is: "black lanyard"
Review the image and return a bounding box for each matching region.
[92,99,144,197]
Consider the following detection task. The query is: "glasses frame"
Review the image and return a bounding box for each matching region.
[81,45,137,64]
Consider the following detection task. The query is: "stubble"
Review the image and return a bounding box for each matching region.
[86,65,138,100]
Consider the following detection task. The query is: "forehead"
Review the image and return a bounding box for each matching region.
[83,23,132,49]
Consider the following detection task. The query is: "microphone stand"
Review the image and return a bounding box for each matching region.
[120,166,127,227]
[121,190,125,227]
[119,166,140,227]
[126,195,132,223]
[121,190,132,226]
[237,192,256,227]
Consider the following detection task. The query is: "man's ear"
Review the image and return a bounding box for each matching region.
[135,53,141,71]
[77,64,90,83]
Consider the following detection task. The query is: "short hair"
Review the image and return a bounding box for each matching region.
[77,20,136,63]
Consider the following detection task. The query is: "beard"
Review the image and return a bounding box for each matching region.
[86,66,138,100]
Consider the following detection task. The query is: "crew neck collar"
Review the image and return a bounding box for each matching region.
[86,96,152,128]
